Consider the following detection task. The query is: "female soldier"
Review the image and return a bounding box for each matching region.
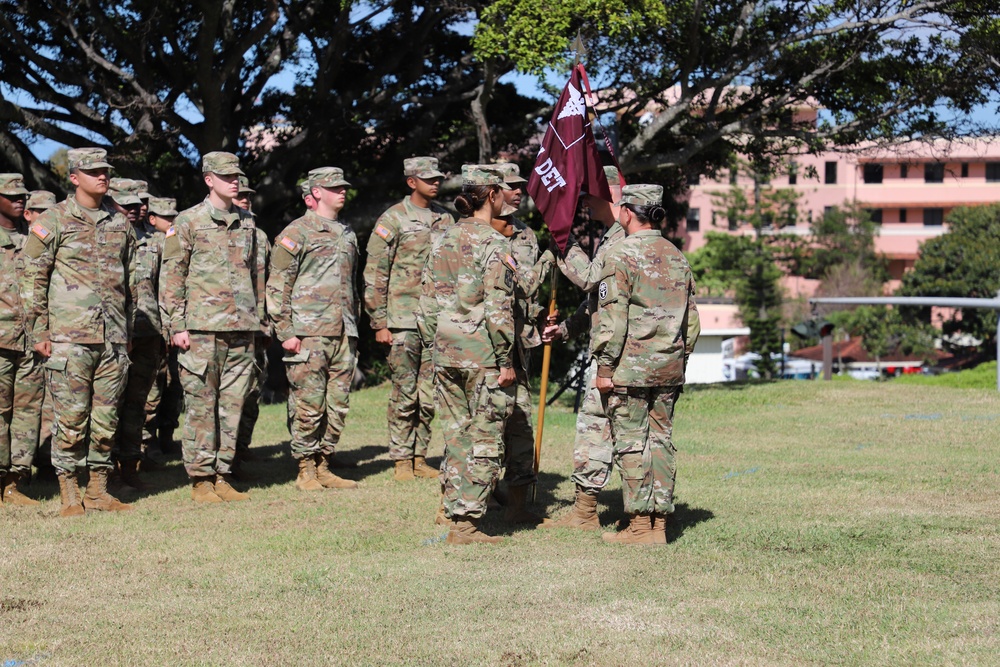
[419,165,518,545]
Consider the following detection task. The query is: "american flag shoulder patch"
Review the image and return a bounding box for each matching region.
[31,224,50,240]
[374,224,391,240]
[503,254,518,271]
[165,226,176,238]
[279,236,299,252]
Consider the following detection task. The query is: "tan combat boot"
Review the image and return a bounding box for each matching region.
[434,491,448,526]
[412,456,438,479]
[191,478,223,503]
[445,516,506,545]
[57,472,85,517]
[601,513,665,545]
[540,487,600,530]
[503,484,546,525]
[214,474,250,502]
[295,456,324,491]
[119,459,147,492]
[3,471,40,507]
[393,459,415,481]
[83,468,133,512]
[315,454,359,489]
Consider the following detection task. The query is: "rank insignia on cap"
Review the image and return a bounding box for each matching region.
[279,236,299,252]
[503,254,518,271]
[374,224,391,240]
[165,226,176,238]
[30,224,50,240]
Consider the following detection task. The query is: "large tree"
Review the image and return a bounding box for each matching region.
[475,0,998,181]
[0,0,544,228]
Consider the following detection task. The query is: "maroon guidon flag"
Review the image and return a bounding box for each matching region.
[527,64,613,253]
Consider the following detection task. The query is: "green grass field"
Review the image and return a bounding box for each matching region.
[2,380,998,666]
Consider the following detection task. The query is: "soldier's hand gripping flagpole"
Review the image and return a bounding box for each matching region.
[527,61,613,503]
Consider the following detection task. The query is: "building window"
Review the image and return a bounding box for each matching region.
[866,208,883,224]
[824,161,837,184]
[729,168,738,185]
[863,164,883,184]
[728,214,739,230]
[900,164,908,178]
[986,163,1000,182]
[899,208,907,223]
[924,208,944,226]
[788,162,797,185]
[686,172,700,186]
[686,207,700,232]
[961,163,969,178]
[823,206,834,218]
[925,163,944,183]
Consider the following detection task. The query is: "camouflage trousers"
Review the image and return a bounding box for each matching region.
[603,385,681,515]
[236,335,268,453]
[503,370,537,488]
[46,342,129,474]
[386,329,434,461]
[177,331,255,478]
[284,335,356,460]
[142,349,166,452]
[116,334,165,461]
[0,349,44,475]
[437,366,515,520]
[570,360,614,490]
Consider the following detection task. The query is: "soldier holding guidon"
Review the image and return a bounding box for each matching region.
[592,184,700,544]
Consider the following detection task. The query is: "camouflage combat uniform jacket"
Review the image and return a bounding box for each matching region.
[132,222,163,339]
[22,196,136,345]
[160,198,265,335]
[556,222,627,353]
[266,210,359,340]
[420,218,516,369]
[507,217,552,367]
[0,225,28,352]
[593,229,701,387]
[364,197,454,331]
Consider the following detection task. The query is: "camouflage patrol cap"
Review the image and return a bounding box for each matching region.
[134,179,150,201]
[403,156,445,179]
[67,147,113,171]
[462,164,511,190]
[201,151,244,176]
[603,166,622,187]
[496,162,527,184]
[26,190,57,210]
[618,183,663,207]
[148,197,178,217]
[238,175,256,194]
[298,180,312,198]
[109,178,142,206]
[310,166,351,189]
[0,174,29,196]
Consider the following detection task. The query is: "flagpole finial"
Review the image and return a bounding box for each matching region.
[571,31,586,67]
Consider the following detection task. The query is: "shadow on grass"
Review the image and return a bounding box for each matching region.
[598,494,714,543]
[483,471,569,536]
[685,379,779,393]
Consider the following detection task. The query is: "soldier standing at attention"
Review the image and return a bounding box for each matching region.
[492,162,554,523]
[541,165,626,530]
[592,185,700,544]
[23,191,57,224]
[266,167,360,492]
[22,149,137,516]
[160,151,265,503]
[419,165,517,545]
[232,175,271,468]
[0,174,44,506]
[364,156,454,482]
[111,179,163,490]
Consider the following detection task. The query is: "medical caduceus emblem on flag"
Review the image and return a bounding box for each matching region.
[528,64,613,253]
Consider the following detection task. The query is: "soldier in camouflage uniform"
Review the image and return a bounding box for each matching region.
[147,198,181,460]
[160,151,265,503]
[233,175,271,468]
[0,174,44,506]
[364,156,454,481]
[542,165,626,530]
[419,165,517,545]
[22,148,137,516]
[23,190,57,225]
[592,184,700,544]
[491,162,554,523]
[266,167,360,492]
[111,179,164,490]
